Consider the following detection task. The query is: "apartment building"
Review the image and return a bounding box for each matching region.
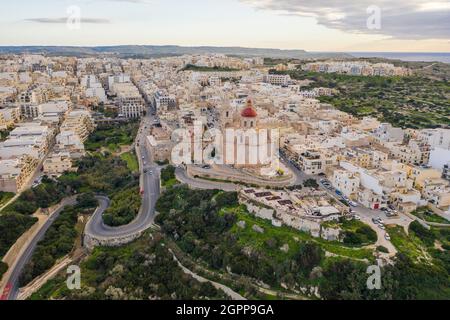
[332,170,360,200]
[264,74,291,86]
[342,148,389,169]
[302,61,410,77]
[18,86,51,118]
[0,155,38,192]
[389,140,431,165]
[19,100,69,121]
[0,123,54,160]
[112,82,145,118]
[419,129,450,150]
[147,126,174,163]
[297,150,337,175]
[410,166,443,190]
[43,152,76,177]
[429,147,450,174]
[422,180,450,209]
[60,110,95,142]
[0,106,21,129]
[358,188,386,210]
[108,74,131,90]
[443,163,450,181]
[153,90,177,112]
[55,131,85,159]
[81,75,107,103]
[374,123,404,143]
[339,162,389,209]
[391,189,422,213]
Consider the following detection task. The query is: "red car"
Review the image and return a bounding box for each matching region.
[0,283,12,300]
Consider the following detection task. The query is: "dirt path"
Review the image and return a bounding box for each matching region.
[169,249,246,301]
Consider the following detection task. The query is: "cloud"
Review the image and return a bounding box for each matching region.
[25,17,110,24]
[240,0,450,39]
[99,0,152,3]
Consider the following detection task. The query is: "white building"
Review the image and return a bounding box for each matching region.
[264,74,291,86]
[0,156,38,192]
[332,170,360,200]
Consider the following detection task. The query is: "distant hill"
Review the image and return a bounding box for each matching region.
[0,45,352,60]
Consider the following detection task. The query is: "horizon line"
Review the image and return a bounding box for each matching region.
[0,44,448,54]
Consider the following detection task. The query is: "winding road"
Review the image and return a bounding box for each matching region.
[84,112,161,246]
[175,167,240,192]
[3,110,161,300]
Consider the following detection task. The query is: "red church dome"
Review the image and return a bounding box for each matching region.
[241,99,258,118]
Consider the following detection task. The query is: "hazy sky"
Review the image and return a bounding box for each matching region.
[0,0,449,52]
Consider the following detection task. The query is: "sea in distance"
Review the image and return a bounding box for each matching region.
[348,52,450,64]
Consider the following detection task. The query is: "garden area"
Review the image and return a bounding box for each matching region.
[0,191,14,207]
[161,165,177,188]
[120,152,139,173]
[84,121,139,152]
[29,233,226,300]
[410,207,450,224]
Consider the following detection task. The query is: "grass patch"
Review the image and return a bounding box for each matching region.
[0,192,14,207]
[85,121,139,152]
[388,225,430,263]
[30,233,227,300]
[225,205,374,262]
[411,207,450,224]
[161,165,177,188]
[120,152,139,172]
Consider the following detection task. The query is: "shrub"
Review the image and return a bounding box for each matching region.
[410,221,436,246]
[295,243,324,275]
[377,246,389,253]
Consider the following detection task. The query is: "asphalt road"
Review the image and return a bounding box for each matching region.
[5,111,161,300]
[175,166,240,192]
[7,198,77,300]
[84,113,161,240]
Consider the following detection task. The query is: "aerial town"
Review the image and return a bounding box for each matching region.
[0,52,449,301]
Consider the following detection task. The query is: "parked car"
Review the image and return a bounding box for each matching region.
[378,224,386,230]
[349,201,358,207]
[385,234,391,241]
